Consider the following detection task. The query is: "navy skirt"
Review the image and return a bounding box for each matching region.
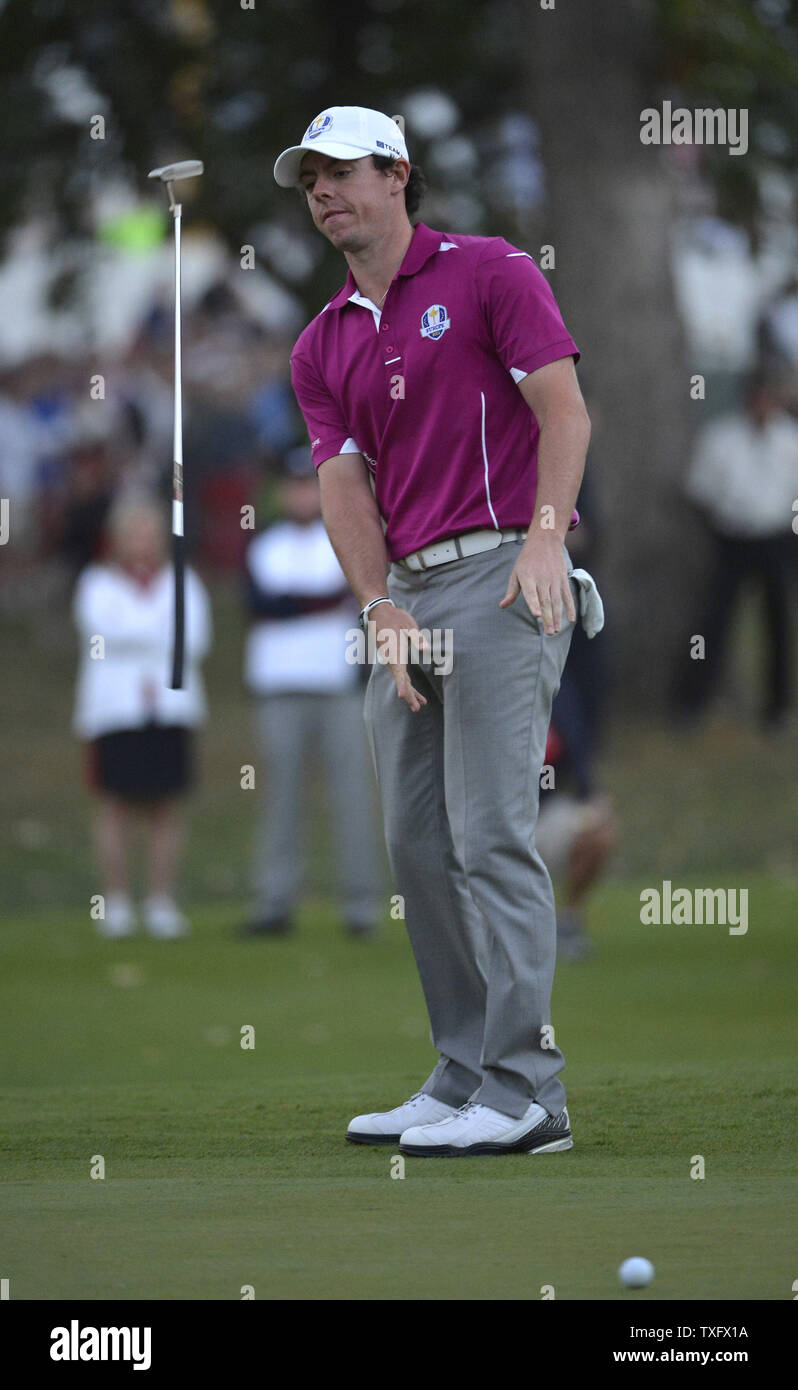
[86,724,194,800]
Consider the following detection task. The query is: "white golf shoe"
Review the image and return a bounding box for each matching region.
[143,896,190,939]
[400,1101,573,1156]
[97,893,136,939]
[346,1091,459,1145]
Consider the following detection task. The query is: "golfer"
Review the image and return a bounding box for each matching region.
[274,106,598,1156]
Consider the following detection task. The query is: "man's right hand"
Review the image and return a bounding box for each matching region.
[368,603,429,712]
[316,454,429,711]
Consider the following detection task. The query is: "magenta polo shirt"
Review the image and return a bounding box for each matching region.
[290,221,580,562]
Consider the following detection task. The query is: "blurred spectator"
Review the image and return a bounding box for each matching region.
[56,434,116,577]
[0,357,77,549]
[759,274,798,372]
[179,294,264,570]
[0,368,53,546]
[531,382,615,961]
[249,335,303,458]
[240,446,383,938]
[112,338,176,488]
[538,681,617,962]
[758,273,798,417]
[73,494,212,938]
[674,371,798,729]
[562,399,608,744]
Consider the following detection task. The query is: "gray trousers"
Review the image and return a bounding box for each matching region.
[363,539,575,1119]
[253,689,383,928]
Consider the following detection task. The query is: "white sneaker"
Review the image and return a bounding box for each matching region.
[400,1101,573,1156]
[142,896,190,939]
[98,893,136,939]
[346,1091,459,1145]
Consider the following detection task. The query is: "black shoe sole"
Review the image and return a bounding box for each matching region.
[345,1130,402,1145]
[399,1130,573,1158]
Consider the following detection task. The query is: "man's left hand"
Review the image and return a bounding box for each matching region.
[499,533,576,635]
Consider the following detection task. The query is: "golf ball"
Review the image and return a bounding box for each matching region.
[618,1257,655,1288]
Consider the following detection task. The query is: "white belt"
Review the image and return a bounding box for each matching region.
[397,528,526,572]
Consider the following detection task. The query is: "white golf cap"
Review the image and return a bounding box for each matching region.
[273,106,409,187]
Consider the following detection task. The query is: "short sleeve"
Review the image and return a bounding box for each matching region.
[476,247,580,381]
[290,345,357,469]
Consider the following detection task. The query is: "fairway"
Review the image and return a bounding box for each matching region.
[1,878,795,1301]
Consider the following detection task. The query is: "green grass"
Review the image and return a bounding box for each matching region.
[1,879,795,1300]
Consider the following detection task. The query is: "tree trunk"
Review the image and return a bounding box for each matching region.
[526,0,702,709]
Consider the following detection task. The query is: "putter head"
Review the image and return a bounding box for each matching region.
[148,160,204,184]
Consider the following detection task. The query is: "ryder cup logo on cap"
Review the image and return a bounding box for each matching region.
[273,106,409,187]
[306,113,334,140]
[420,305,450,341]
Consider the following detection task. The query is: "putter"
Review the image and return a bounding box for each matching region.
[147,159,204,689]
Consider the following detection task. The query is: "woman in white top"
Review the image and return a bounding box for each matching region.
[73,494,212,938]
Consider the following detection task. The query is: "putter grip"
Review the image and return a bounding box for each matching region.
[170,532,186,690]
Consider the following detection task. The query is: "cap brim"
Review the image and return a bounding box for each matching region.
[273,140,376,187]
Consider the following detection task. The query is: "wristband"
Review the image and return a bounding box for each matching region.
[359,596,395,631]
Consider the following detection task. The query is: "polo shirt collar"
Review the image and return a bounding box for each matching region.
[396,221,447,276]
[325,223,446,310]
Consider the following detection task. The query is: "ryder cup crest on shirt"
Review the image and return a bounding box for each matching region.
[420,305,450,340]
